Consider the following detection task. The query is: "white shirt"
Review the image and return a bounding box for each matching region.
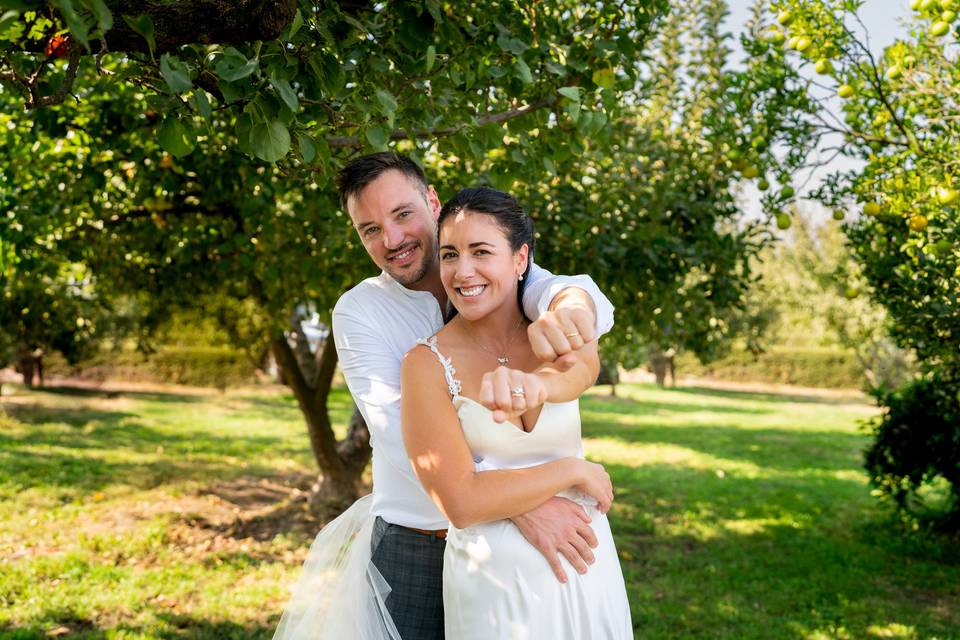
[332,263,615,530]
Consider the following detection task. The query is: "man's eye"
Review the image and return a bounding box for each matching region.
[398,210,411,219]
[364,227,379,237]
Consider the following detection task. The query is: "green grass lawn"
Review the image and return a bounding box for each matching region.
[1,381,957,639]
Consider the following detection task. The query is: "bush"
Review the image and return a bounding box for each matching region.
[675,347,865,389]
[864,370,960,531]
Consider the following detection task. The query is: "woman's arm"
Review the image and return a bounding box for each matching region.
[400,345,611,529]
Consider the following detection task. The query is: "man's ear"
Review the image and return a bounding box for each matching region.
[427,186,442,219]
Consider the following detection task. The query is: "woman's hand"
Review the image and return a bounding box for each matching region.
[573,460,614,514]
[479,367,548,423]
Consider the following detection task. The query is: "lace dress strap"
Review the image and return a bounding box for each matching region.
[416,335,462,398]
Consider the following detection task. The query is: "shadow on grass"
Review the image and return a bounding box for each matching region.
[0,613,277,639]
[655,381,867,407]
[583,392,775,417]
[27,384,210,405]
[602,461,960,638]
[0,415,305,492]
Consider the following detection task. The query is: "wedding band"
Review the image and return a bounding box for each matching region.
[565,331,580,338]
[510,386,525,397]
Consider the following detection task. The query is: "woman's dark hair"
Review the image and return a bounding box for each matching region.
[437,187,536,320]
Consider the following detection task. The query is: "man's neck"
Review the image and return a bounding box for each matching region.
[404,268,448,314]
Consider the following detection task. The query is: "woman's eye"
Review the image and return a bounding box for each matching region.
[441,252,456,260]
[475,249,489,256]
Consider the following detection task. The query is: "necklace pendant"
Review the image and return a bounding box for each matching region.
[497,356,509,366]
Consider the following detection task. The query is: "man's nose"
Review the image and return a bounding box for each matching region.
[383,223,404,250]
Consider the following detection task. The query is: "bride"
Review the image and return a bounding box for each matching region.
[400,187,632,639]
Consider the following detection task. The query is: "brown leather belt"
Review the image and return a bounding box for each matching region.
[403,525,448,540]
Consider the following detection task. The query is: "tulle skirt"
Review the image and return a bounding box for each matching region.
[272,494,401,640]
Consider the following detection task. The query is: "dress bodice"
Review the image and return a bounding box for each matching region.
[417,336,584,471]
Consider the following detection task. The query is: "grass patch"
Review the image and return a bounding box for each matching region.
[1,382,958,639]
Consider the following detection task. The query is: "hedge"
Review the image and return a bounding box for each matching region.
[45,346,258,388]
[675,347,865,390]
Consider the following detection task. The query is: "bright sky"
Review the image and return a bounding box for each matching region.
[721,1,914,219]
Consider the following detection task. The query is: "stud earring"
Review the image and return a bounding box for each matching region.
[518,274,523,281]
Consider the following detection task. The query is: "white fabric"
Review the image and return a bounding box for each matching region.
[331,264,615,530]
[271,495,400,640]
[418,340,633,639]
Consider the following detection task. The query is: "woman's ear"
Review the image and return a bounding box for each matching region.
[515,243,529,277]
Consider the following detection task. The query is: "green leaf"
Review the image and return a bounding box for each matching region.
[216,48,258,82]
[190,91,212,120]
[81,0,111,33]
[298,135,316,163]
[426,45,436,73]
[545,60,567,77]
[496,34,528,56]
[565,100,580,123]
[515,58,533,84]
[269,73,298,113]
[249,120,290,163]
[121,14,154,59]
[558,86,581,102]
[286,8,303,39]
[160,53,192,93]
[0,11,22,42]
[592,67,616,90]
[375,88,397,127]
[365,125,389,150]
[158,117,195,158]
[235,112,255,157]
[52,0,89,51]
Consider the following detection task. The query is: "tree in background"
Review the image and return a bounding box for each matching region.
[0,0,670,502]
[750,208,914,390]
[747,0,960,528]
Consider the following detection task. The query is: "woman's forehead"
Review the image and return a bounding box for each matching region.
[440,210,507,241]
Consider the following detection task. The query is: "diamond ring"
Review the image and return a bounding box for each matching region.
[510,386,526,398]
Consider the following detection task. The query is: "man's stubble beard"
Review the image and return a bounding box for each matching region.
[387,241,438,287]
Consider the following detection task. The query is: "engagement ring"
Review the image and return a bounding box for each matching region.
[510,386,525,397]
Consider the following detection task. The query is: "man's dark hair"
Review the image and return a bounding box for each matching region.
[336,152,429,209]
[438,187,536,320]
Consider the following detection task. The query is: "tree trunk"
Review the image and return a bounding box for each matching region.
[270,332,371,505]
[597,361,619,397]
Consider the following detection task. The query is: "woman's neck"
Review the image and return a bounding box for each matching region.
[455,305,526,353]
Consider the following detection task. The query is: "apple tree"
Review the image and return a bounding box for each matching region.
[749,0,960,528]
[0,0,670,502]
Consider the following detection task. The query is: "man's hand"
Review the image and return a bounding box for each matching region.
[528,288,597,371]
[510,496,599,583]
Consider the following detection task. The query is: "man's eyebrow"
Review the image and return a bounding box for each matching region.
[356,220,375,231]
[391,202,417,214]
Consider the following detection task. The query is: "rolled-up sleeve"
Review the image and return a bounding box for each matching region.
[521,263,615,336]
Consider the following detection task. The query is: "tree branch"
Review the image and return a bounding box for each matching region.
[324,96,557,148]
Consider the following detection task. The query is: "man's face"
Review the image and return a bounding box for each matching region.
[346,170,441,288]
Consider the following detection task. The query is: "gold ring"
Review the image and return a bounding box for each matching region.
[565,331,580,338]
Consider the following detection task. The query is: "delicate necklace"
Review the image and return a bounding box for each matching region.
[463,316,526,366]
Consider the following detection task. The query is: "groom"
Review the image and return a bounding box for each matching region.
[332,152,615,639]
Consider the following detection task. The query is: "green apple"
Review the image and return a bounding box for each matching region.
[777,10,794,25]
[832,209,845,221]
[757,178,770,191]
[814,58,832,74]
[838,84,855,99]
[844,286,860,299]
[886,64,903,80]
[863,202,881,216]
[930,20,950,36]
[775,213,792,230]
[795,36,812,52]
[942,10,957,21]
[781,185,795,198]
[937,186,959,204]
[742,165,760,179]
[770,29,786,45]
[787,35,801,49]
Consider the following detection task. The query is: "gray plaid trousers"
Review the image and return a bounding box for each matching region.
[370,516,446,640]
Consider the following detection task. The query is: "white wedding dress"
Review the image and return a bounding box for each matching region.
[419,337,634,640]
[271,337,632,640]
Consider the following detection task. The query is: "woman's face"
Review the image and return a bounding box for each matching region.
[438,211,528,321]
